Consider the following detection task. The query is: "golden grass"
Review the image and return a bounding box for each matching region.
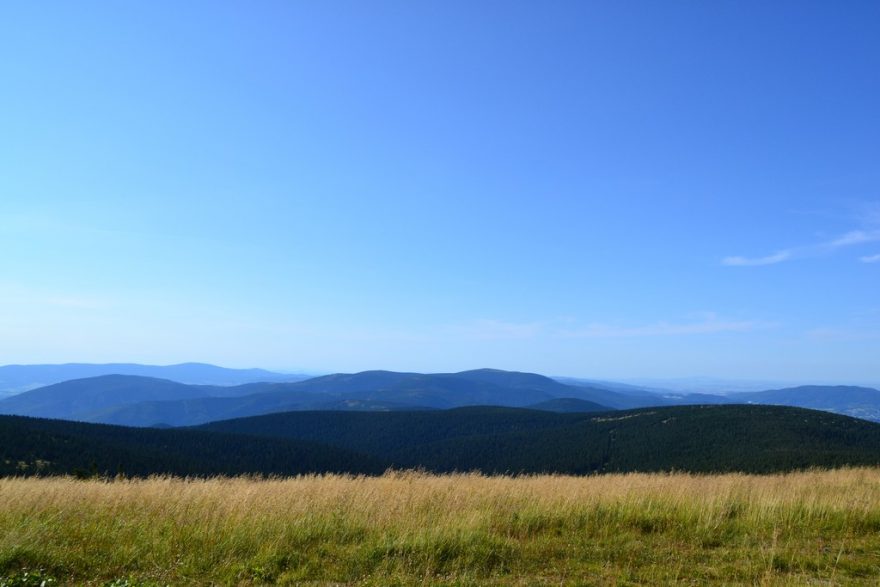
[2,468,880,585]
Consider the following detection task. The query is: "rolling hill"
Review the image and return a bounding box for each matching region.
[0,414,385,477]
[4,367,880,427]
[6,405,880,477]
[0,362,308,398]
[0,369,615,426]
[0,375,214,421]
[199,404,880,474]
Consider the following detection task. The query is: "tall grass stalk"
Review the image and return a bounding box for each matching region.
[2,468,879,584]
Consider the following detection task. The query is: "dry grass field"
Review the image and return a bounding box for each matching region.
[2,469,880,585]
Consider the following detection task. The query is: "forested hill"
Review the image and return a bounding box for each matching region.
[6,405,880,478]
[0,415,385,477]
[200,404,880,474]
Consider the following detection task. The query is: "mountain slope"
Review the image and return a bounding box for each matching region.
[200,407,588,458]
[199,404,880,474]
[281,370,560,407]
[526,398,609,412]
[0,414,386,477]
[88,388,334,427]
[549,378,676,409]
[0,375,215,421]
[392,405,880,474]
[6,405,880,477]
[450,369,665,409]
[44,370,616,426]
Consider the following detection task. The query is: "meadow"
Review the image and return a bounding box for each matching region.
[2,469,880,585]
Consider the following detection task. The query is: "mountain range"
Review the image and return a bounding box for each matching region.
[0,362,309,398]
[1,364,879,426]
[0,369,613,426]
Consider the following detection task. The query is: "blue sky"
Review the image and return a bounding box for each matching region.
[1,2,878,381]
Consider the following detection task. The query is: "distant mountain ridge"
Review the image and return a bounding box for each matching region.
[0,362,308,397]
[0,369,614,426]
[726,385,880,422]
[0,375,211,421]
[1,366,879,426]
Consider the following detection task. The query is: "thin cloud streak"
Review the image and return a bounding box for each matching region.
[860,253,880,263]
[722,251,791,266]
[723,228,880,267]
[830,230,880,247]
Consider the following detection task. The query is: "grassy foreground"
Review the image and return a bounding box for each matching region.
[2,470,880,585]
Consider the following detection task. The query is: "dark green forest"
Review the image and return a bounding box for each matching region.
[0,415,384,477]
[201,405,880,474]
[4,404,880,477]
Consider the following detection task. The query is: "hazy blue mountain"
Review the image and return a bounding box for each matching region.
[452,369,575,394]
[726,385,880,422]
[89,388,338,427]
[620,376,800,394]
[92,370,597,426]
[264,369,561,407]
[309,399,436,411]
[6,369,612,426]
[0,362,308,397]
[553,376,671,395]
[639,384,880,422]
[8,367,880,428]
[656,392,731,405]
[451,370,668,409]
[550,382,675,410]
[0,375,214,421]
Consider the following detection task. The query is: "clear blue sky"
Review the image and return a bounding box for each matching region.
[1,1,878,382]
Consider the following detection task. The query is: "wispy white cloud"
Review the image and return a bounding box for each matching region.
[860,253,880,263]
[723,228,880,267]
[830,230,880,247]
[722,251,791,266]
